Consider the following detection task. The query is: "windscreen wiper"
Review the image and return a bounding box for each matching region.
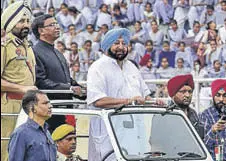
[142,151,167,161]
[162,102,180,116]
[177,152,202,159]
[141,151,202,161]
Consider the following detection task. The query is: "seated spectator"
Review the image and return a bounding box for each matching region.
[56,41,70,65]
[148,20,164,52]
[187,21,205,43]
[158,41,176,68]
[142,2,156,30]
[68,6,87,34]
[127,0,144,23]
[173,0,189,29]
[139,40,158,67]
[174,58,191,76]
[66,0,84,11]
[56,3,72,32]
[196,42,207,68]
[223,61,226,74]
[69,42,79,67]
[200,5,216,30]
[80,24,99,52]
[156,57,175,79]
[153,0,174,34]
[191,59,208,79]
[131,21,148,45]
[166,19,187,51]
[70,61,87,81]
[187,0,207,29]
[61,24,83,48]
[140,59,158,96]
[52,124,84,161]
[31,0,48,14]
[112,4,129,28]
[175,41,193,68]
[218,18,226,44]
[96,4,112,29]
[79,40,95,72]
[215,0,226,29]
[221,45,226,64]
[208,60,225,78]
[205,39,222,67]
[80,24,98,43]
[80,5,96,25]
[93,24,109,44]
[48,7,55,17]
[126,41,140,65]
[47,0,65,12]
[201,21,219,44]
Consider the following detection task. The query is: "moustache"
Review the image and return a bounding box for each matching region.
[21,28,30,33]
[70,144,76,149]
[216,102,225,107]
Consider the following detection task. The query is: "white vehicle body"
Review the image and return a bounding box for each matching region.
[51,101,213,161]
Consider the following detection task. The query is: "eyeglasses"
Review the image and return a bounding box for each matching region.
[43,22,59,28]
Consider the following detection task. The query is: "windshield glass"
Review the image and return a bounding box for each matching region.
[109,111,206,160]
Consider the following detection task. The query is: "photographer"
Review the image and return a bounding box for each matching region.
[199,79,226,161]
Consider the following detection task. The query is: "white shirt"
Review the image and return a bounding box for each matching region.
[80,31,98,42]
[187,30,204,42]
[96,12,112,28]
[87,55,150,105]
[219,26,226,44]
[87,55,150,161]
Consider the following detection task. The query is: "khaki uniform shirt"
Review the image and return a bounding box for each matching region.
[56,151,82,161]
[1,33,36,88]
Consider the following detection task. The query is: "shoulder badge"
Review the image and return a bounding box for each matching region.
[15,48,26,60]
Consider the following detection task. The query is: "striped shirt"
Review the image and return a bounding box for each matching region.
[199,106,226,161]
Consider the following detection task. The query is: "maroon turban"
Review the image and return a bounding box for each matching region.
[139,54,151,66]
[211,79,226,97]
[167,74,194,97]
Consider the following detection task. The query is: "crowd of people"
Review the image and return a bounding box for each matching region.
[2,1,226,93]
[1,0,226,161]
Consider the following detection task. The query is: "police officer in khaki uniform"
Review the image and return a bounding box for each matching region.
[52,124,84,161]
[1,1,37,161]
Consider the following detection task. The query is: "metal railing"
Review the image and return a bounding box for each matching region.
[143,78,220,113]
[1,78,224,142]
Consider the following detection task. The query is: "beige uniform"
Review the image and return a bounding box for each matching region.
[1,33,36,161]
[57,151,82,161]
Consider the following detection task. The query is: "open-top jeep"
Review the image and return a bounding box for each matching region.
[51,100,213,161]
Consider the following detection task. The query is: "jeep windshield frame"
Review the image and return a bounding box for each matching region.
[107,107,207,161]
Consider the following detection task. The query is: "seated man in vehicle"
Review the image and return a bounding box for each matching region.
[167,74,204,138]
[52,124,83,161]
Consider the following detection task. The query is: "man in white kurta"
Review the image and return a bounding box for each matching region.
[87,28,151,161]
